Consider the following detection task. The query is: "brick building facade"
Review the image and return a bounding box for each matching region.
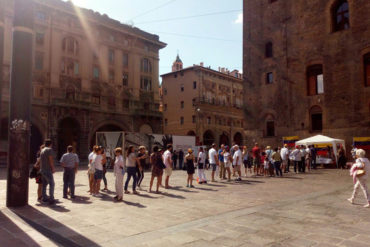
[0,0,166,162]
[243,0,370,150]
[161,56,244,147]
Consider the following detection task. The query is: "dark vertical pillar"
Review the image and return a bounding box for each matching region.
[0,0,5,139]
[7,0,34,207]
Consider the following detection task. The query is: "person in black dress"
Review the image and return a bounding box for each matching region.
[185,148,195,188]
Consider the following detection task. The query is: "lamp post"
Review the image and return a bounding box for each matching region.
[7,0,34,207]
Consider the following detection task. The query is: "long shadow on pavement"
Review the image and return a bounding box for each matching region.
[170,186,199,193]
[193,186,218,192]
[12,205,101,247]
[0,209,42,246]
[122,200,146,208]
[160,192,186,199]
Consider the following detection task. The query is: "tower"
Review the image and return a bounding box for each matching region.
[172,54,183,72]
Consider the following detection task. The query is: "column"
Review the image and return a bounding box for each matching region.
[7,0,34,207]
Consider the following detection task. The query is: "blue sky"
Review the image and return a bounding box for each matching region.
[70,0,243,79]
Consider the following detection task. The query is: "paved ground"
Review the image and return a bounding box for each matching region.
[0,167,370,247]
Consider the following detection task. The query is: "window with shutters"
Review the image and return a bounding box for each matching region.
[364,53,370,87]
[307,65,324,96]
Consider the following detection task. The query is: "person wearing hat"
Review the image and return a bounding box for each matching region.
[185,148,195,187]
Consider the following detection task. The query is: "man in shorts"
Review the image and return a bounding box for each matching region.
[163,144,173,189]
[252,143,261,176]
[208,143,219,182]
[233,145,243,181]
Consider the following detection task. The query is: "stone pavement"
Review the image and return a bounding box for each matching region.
[1,167,370,247]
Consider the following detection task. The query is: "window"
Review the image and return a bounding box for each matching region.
[93,67,100,79]
[192,98,196,106]
[266,121,275,137]
[192,115,196,123]
[193,81,197,89]
[140,77,152,91]
[122,73,128,86]
[307,65,324,95]
[109,49,114,64]
[364,53,370,87]
[164,119,168,126]
[36,32,44,46]
[180,84,184,92]
[163,88,167,95]
[164,104,167,111]
[109,70,115,83]
[74,62,79,75]
[61,58,79,76]
[62,37,79,55]
[333,0,350,32]
[180,117,184,125]
[181,101,184,109]
[207,117,211,125]
[122,53,128,68]
[35,11,46,21]
[310,106,323,131]
[35,52,43,70]
[266,72,273,84]
[141,58,152,73]
[265,42,273,58]
[91,95,100,105]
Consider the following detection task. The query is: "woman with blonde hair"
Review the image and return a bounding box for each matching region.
[114,148,124,201]
[185,148,195,188]
[348,149,370,208]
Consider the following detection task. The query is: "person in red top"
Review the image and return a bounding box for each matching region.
[252,143,261,176]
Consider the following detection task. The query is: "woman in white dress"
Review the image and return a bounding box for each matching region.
[114,148,125,201]
[348,149,370,208]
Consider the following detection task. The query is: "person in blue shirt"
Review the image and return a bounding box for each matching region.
[218,144,226,180]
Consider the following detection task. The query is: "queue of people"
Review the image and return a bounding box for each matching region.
[31,139,369,208]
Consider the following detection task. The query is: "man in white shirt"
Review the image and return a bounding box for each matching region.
[290,146,302,173]
[163,144,173,189]
[208,143,219,182]
[232,145,243,181]
[280,144,289,173]
[197,147,207,183]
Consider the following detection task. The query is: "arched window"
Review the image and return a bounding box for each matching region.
[265,42,273,58]
[364,53,370,87]
[332,0,350,32]
[141,58,152,73]
[310,106,323,132]
[62,37,79,55]
[307,64,324,96]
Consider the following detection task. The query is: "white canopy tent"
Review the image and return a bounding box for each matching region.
[296,135,346,166]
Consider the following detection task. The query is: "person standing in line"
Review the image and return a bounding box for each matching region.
[280,144,289,173]
[305,145,312,172]
[271,147,283,177]
[124,146,139,194]
[233,145,243,181]
[230,143,236,177]
[60,145,79,199]
[291,146,301,174]
[137,146,147,190]
[310,145,317,169]
[113,148,124,201]
[252,143,261,176]
[218,144,226,180]
[163,144,173,189]
[348,149,370,208]
[178,149,184,170]
[300,146,306,173]
[208,143,219,182]
[40,139,56,204]
[223,146,232,181]
[337,145,347,169]
[31,144,45,202]
[92,147,106,196]
[265,146,274,177]
[88,146,98,195]
[149,146,164,193]
[105,147,112,169]
[172,150,178,170]
[185,149,195,188]
[197,147,207,184]
[100,147,108,191]
[242,146,249,177]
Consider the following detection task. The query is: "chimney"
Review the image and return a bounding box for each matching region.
[200,62,204,67]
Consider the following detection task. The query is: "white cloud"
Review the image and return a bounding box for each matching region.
[234,13,243,24]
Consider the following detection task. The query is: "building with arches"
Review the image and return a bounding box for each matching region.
[243,0,370,150]
[0,0,166,161]
[161,55,245,147]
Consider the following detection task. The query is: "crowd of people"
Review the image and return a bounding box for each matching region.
[31,139,369,208]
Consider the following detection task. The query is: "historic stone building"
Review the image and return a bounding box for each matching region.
[161,56,244,147]
[243,0,370,150]
[0,0,166,162]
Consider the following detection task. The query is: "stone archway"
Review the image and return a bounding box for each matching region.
[139,124,153,134]
[203,130,215,147]
[58,117,81,159]
[219,132,230,146]
[187,130,196,136]
[233,132,243,146]
[90,123,124,149]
